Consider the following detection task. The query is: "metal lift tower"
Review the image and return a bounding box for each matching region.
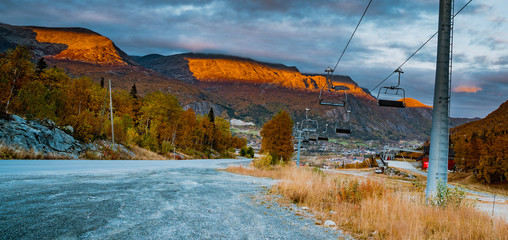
[426,0,453,198]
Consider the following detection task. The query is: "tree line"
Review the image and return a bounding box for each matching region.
[0,46,246,158]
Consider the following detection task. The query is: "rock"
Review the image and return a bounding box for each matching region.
[330,210,337,214]
[40,118,56,128]
[324,220,336,228]
[61,126,74,134]
[301,207,309,210]
[0,115,84,158]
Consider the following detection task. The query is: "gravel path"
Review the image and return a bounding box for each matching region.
[0,160,349,240]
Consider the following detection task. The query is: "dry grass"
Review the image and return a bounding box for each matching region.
[225,165,508,240]
[130,146,169,160]
[222,165,285,179]
[0,144,69,159]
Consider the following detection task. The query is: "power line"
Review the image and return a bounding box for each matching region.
[332,0,373,73]
[369,0,473,92]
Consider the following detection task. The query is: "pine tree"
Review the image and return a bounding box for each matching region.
[35,57,47,75]
[130,84,138,99]
[208,107,215,123]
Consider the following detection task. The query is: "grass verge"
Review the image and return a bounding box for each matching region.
[225,165,508,240]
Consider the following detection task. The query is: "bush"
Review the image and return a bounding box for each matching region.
[240,146,254,158]
[336,178,386,204]
[429,181,466,208]
[252,154,273,169]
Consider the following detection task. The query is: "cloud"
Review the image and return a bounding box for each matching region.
[453,85,483,93]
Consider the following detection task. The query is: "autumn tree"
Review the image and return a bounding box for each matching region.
[0,45,34,113]
[176,108,198,150]
[138,91,182,150]
[260,111,294,164]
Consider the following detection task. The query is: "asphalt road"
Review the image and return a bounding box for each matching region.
[0,160,348,240]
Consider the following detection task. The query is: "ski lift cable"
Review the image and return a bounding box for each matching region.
[331,0,373,74]
[369,0,473,93]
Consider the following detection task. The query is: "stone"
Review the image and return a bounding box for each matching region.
[61,126,74,134]
[324,220,336,228]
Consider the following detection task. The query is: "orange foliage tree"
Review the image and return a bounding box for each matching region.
[260,110,294,164]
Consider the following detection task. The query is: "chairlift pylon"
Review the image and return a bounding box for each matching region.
[377,68,406,108]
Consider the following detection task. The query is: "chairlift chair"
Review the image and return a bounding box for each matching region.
[301,108,318,132]
[335,110,352,134]
[300,108,319,142]
[377,68,406,108]
[318,124,329,141]
[319,67,349,107]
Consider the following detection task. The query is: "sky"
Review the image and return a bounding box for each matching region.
[0,0,507,118]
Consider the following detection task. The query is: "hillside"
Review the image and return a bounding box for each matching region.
[451,100,508,183]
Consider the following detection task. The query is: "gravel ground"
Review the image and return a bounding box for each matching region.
[0,160,349,240]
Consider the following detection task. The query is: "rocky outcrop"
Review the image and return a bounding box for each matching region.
[0,115,84,158]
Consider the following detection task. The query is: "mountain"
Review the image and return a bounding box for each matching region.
[135,53,435,140]
[0,23,232,114]
[133,53,367,96]
[1,23,437,141]
[0,23,135,65]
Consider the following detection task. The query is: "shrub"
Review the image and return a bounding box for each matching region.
[252,154,273,169]
[429,181,466,208]
[336,178,386,204]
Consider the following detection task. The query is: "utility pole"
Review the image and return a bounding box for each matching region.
[109,79,115,150]
[426,0,452,198]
